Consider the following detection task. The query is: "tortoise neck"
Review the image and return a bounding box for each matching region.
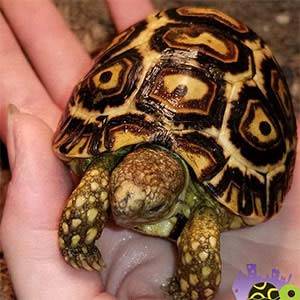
[185,179,246,231]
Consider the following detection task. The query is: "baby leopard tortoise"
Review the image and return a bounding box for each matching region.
[53,7,297,300]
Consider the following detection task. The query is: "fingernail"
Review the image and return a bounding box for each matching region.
[6,103,20,169]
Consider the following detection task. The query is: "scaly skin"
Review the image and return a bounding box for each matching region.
[58,153,123,271]
[168,208,221,300]
[59,146,246,299]
[110,147,185,226]
[165,179,246,299]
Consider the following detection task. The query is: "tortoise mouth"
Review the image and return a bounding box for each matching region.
[112,200,176,228]
[111,181,191,232]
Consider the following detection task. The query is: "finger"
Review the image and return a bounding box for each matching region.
[1,111,175,299]
[0,0,92,109]
[0,12,60,142]
[1,112,114,299]
[106,0,154,32]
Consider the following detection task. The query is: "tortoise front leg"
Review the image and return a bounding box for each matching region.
[169,207,221,300]
[58,159,110,271]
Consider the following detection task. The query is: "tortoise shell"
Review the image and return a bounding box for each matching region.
[53,7,297,225]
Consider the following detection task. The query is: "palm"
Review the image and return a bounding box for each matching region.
[99,159,300,299]
[0,1,299,299]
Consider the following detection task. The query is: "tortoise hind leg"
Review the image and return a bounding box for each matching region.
[168,207,221,300]
[58,159,110,271]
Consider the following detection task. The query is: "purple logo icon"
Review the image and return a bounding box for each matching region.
[232,264,294,300]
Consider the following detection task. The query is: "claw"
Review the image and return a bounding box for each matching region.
[58,160,110,272]
[61,245,104,272]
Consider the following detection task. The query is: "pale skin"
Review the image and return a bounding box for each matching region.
[0,1,299,300]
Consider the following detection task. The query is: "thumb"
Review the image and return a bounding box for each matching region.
[4,106,72,230]
[1,108,113,299]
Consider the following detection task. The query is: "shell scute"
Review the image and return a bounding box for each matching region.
[53,7,297,223]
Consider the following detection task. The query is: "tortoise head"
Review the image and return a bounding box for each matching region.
[110,146,188,226]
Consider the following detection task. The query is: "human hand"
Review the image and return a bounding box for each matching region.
[0,1,299,300]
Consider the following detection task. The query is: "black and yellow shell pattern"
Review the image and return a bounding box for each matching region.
[53,7,297,225]
[248,282,280,300]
